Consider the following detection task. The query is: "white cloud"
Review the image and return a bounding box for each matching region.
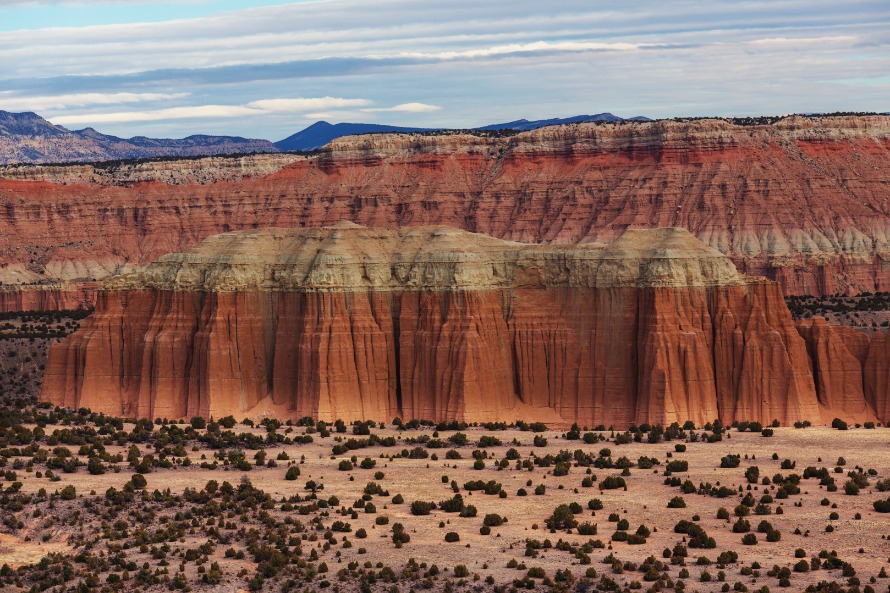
[362,103,442,113]
[0,91,187,112]
[48,96,406,125]
[51,104,261,125]
[748,36,859,47]
[246,97,372,112]
[386,40,648,61]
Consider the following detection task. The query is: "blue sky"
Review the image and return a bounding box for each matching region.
[0,0,887,141]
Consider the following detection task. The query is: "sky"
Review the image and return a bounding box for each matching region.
[0,0,887,141]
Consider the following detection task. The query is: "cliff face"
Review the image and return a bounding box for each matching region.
[3,116,890,305]
[43,224,881,427]
[795,318,889,424]
[0,153,304,187]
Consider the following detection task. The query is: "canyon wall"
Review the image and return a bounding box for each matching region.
[2,115,890,309]
[0,153,304,187]
[41,224,886,427]
[796,318,890,424]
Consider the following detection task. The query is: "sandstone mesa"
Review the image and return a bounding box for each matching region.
[41,224,890,427]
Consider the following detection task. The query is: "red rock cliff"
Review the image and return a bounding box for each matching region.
[3,115,890,309]
[795,318,888,424]
[43,224,878,427]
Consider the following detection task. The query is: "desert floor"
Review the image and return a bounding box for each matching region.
[1,417,888,593]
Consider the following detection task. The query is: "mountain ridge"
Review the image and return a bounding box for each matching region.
[0,110,653,163]
[0,110,277,164]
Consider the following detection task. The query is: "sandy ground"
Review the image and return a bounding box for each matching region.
[5,423,890,592]
[0,534,70,570]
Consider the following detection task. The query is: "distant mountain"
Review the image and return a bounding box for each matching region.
[0,109,654,164]
[477,113,650,131]
[77,127,277,159]
[0,111,277,165]
[274,121,433,151]
[275,114,651,151]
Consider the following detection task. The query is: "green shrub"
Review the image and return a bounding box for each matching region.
[576,522,597,535]
[410,500,435,516]
[873,498,890,513]
[600,476,626,490]
[545,505,576,530]
[666,460,689,473]
[667,496,686,508]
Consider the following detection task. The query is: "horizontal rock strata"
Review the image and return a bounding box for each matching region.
[42,224,886,426]
[3,115,890,304]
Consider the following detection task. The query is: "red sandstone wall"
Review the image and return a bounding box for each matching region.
[44,282,878,427]
[0,285,97,313]
[796,318,888,424]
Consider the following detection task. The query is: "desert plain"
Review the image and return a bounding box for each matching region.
[0,402,888,593]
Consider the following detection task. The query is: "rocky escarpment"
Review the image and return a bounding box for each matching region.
[0,153,304,187]
[42,224,886,427]
[795,319,890,424]
[3,115,890,310]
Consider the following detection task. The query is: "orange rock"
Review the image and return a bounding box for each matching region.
[0,284,96,313]
[43,225,882,427]
[864,331,890,422]
[795,319,877,424]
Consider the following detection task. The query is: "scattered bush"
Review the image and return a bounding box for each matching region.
[410,501,435,516]
[667,496,686,509]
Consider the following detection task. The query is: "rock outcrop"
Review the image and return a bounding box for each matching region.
[0,153,304,187]
[795,318,889,424]
[44,224,882,427]
[4,116,890,307]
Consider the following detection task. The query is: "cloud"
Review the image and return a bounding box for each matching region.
[48,96,388,125]
[363,103,442,113]
[246,97,372,112]
[50,104,260,125]
[2,0,887,138]
[748,35,860,46]
[0,91,187,112]
[387,40,651,61]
